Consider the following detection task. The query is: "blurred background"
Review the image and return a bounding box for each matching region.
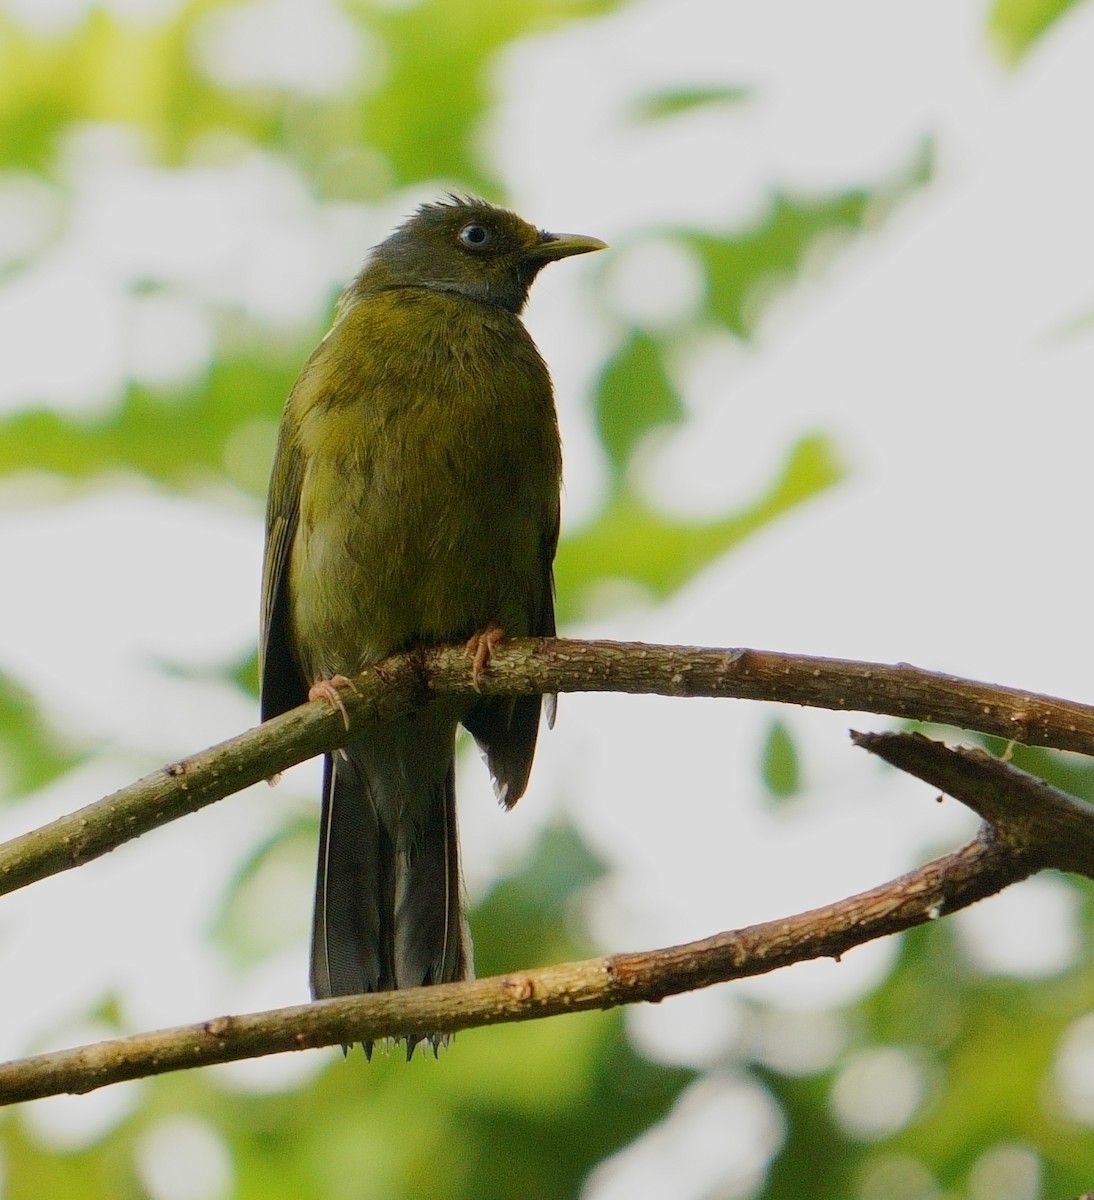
[2,0,1094,1196]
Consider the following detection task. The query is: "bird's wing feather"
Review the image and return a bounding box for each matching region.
[462,506,560,808]
[259,412,308,722]
[540,517,560,730]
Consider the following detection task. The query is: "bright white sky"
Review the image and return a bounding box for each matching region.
[1,0,1092,1183]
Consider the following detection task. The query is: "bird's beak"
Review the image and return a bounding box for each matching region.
[528,231,608,261]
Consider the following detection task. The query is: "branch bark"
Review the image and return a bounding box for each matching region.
[4,638,1094,899]
[0,819,1037,1105]
[852,730,1094,875]
[3,639,1094,1104]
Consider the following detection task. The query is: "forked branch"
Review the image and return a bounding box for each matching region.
[2,645,1094,1105]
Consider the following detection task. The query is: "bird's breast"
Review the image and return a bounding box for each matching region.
[287,292,561,681]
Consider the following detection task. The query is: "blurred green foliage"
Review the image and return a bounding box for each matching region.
[0,674,88,799]
[760,719,801,802]
[2,829,694,1200]
[0,356,297,488]
[1,1,1093,1199]
[628,84,753,122]
[988,0,1090,61]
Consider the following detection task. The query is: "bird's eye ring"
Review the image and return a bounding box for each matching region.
[458,222,492,250]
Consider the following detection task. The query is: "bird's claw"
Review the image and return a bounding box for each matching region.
[465,624,505,689]
[309,675,354,731]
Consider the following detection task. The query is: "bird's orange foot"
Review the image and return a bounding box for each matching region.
[465,624,505,689]
[309,675,354,731]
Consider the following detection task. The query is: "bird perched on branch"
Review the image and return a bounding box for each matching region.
[259,196,605,1050]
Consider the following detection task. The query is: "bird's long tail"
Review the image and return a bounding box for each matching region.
[310,724,471,1049]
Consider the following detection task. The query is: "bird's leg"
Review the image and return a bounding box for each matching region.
[309,675,355,731]
[465,624,505,689]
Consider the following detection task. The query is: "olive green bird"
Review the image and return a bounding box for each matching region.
[259,197,604,1026]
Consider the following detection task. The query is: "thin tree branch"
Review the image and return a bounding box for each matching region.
[852,730,1094,876]
[3,683,1091,1103]
[4,638,1094,898]
[0,822,1037,1106]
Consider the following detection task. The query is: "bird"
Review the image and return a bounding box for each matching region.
[258,195,605,1051]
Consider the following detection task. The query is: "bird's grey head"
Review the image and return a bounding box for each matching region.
[351,195,605,314]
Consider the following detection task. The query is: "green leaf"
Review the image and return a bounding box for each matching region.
[760,1068,857,1199]
[690,192,868,338]
[683,144,933,338]
[988,0,1089,62]
[228,648,260,699]
[472,822,608,978]
[849,913,1094,1192]
[359,0,625,190]
[0,348,303,496]
[0,10,278,171]
[594,329,683,476]
[761,718,801,801]
[0,671,89,801]
[629,85,752,122]
[974,737,1094,804]
[556,432,845,620]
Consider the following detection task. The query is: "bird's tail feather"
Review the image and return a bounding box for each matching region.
[310,750,393,998]
[310,738,471,1053]
[393,758,470,988]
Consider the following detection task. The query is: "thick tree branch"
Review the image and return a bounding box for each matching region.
[0,821,1037,1105]
[4,639,1094,899]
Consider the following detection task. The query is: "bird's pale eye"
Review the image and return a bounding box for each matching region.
[458,222,492,251]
